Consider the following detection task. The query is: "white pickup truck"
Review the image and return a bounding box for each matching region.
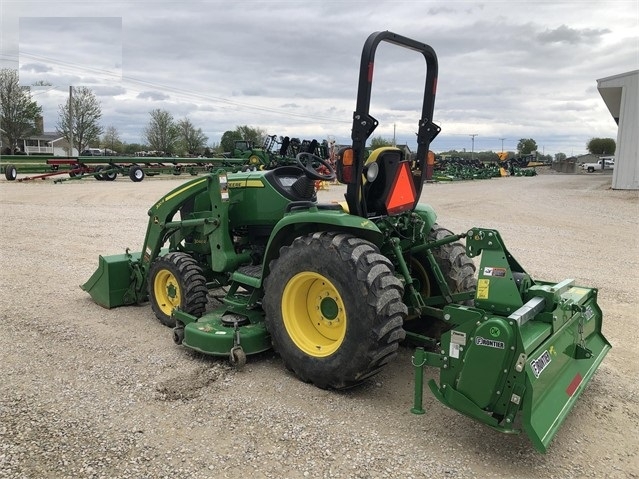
[581,159,615,172]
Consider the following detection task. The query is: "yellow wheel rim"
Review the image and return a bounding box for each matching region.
[282,272,346,357]
[154,269,181,316]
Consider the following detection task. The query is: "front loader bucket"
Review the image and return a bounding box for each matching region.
[521,297,610,453]
[81,251,142,308]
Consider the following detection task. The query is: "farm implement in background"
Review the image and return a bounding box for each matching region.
[0,136,333,183]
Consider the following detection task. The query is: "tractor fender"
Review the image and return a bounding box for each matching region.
[412,203,438,232]
[262,207,384,279]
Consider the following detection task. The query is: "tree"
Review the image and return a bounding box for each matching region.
[517,138,538,155]
[370,136,393,149]
[101,125,122,154]
[220,130,243,153]
[220,125,267,152]
[555,152,567,161]
[0,69,42,152]
[144,109,179,155]
[57,86,103,154]
[586,137,616,155]
[177,117,208,155]
[121,142,147,156]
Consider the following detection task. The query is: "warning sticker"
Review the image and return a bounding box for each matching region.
[476,278,490,299]
[451,330,466,345]
[483,267,507,277]
[449,342,460,359]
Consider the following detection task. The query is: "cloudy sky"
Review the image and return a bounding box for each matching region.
[1,0,637,156]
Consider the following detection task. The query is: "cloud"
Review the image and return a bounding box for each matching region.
[2,1,635,153]
[537,24,610,45]
[19,62,51,73]
[137,91,170,101]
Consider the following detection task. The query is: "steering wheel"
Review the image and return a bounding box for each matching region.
[295,152,336,181]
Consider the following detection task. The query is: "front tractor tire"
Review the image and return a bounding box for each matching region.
[148,252,208,327]
[263,232,407,390]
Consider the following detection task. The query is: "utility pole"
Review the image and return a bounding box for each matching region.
[499,137,506,153]
[469,134,478,160]
[393,123,396,147]
[68,86,74,156]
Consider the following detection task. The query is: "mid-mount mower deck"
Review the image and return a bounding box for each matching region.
[82,31,609,453]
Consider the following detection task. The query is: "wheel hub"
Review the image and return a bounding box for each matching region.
[283,272,346,357]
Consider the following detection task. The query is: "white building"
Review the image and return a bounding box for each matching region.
[597,70,639,190]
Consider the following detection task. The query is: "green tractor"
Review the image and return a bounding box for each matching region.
[83,31,609,453]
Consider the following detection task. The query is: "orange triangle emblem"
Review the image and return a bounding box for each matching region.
[385,161,416,215]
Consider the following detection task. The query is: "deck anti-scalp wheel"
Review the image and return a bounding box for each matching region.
[148,252,208,327]
[263,232,407,389]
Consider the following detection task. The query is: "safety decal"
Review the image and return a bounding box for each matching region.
[451,330,466,345]
[483,267,507,277]
[530,349,552,379]
[475,337,505,349]
[449,330,466,359]
[476,279,490,299]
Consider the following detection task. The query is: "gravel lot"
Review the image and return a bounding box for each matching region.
[1,169,637,478]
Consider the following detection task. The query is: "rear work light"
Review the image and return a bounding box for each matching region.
[336,147,355,184]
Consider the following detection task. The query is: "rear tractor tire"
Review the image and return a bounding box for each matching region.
[404,224,477,335]
[148,252,208,327]
[427,224,477,300]
[263,232,407,389]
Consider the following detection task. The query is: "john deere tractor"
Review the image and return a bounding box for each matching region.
[83,31,609,452]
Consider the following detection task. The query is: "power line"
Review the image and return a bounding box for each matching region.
[14,51,352,125]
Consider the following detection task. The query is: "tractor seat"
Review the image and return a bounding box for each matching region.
[264,166,316,202]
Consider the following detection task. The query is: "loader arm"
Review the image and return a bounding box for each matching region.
[82,173,228,308]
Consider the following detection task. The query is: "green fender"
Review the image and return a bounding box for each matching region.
[412,203,438,232]
[261,206,384,278]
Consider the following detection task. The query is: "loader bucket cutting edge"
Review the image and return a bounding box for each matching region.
[522,313,610,453]
[81,251,142,309]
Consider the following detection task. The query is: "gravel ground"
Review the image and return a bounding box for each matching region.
[0,169,637,478]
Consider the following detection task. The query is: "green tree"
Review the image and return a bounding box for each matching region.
[220,125,267,153]
[369,136,393,149]
[100,125,123,154]
[236,125,267,146]
[555,152,567,161]
[0,69,42,152]
[586,137,616,155]
[144,109,179,155]
[220,130,243,153]
[177,117,208,155]
[517,138,538,155]
[57,86,103,154]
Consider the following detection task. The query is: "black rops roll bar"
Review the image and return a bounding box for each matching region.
[346,31,440,217]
